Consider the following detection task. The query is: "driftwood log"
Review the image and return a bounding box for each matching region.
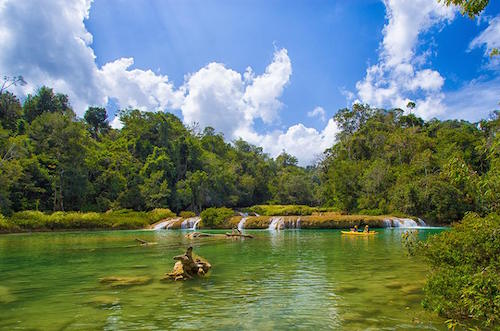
[184,232,215,239]
[225,233,254,239]
[163,246,211,281]
[135,238,157,246]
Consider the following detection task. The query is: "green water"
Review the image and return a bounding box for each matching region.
[0,229,446,330]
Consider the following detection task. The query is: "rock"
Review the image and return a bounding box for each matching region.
[400,284,423,295]
[86,295,120,308]
[162,246,211,281]
[385,281,403,289]
[99,276,152,288]
[0,286,15,304]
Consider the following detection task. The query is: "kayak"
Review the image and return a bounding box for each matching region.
[341,231,377,235]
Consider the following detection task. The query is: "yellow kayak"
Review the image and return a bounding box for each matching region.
[341,231,377,235]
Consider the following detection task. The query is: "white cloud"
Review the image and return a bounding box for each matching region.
[0,0,183,116]
[180,49,292,141]
[99,57,184,111]
[307,106,327,122]
[469,15,500,68]
[470,16,500,54]
[0,0,332,165]
[443,77,500,121]
[245,118,340,166]
[355,0,455,119]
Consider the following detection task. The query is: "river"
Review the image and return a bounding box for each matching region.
[0,228,446,330]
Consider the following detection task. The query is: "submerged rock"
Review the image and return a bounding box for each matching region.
[0,286,16,304]
[99,276,152,288]
[86,295,120,308]
[163,246,211,281]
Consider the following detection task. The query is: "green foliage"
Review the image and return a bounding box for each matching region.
[200,207,234,227]
[421,213,500,328]
[0,84,498,228]
[247,205,315,216]
[438,0,489,19]
[84,107,109,139]
[319,106,499,223]
[179,211,196,218]
[7,209,174,230]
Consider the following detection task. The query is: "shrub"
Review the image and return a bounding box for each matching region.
[200,207,234,227]
[358,208,384,216]
[247,205,315,216]
[0,214,18,232]
[147,208,176,224]
[179,211,196,218]
[421,213,500,328]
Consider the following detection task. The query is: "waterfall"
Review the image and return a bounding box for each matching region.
[383,219,392,228]
[192,218,201,230]
[238,213,248,231]
[181,217,201,230]
[268,217,284,231]
[417,218,427,226]
[269,217,301,231]
[386,217,427,228]
[153,218,180,230]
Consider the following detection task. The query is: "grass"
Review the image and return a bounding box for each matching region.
[246,205,324,216]
[5,208,176,232]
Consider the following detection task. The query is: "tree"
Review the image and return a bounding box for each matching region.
[0,75,26,94]
[84,107,110,139]
[0,92,23,132]
[23,86,72,123]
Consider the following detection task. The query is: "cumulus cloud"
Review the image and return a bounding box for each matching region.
[180,49,291,141]
[444,76,500,121]
[469,15,500,68]
[307,106,327,122]
[355,0,456,119]
[0,0,183,116]
[0,0,334,165]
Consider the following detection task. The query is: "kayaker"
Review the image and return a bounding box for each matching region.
[363,225,369,233]
[350,225,359,232]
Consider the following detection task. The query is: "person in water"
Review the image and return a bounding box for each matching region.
[363,225,369,233]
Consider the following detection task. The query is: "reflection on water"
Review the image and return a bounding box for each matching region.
[0,229,446,330]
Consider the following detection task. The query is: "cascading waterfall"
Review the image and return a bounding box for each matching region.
[268,217,301,230]
[181,217,201,230]
[237,213,248,231]
[153,218,180,230]
[268,217,284,231]
[383,217,427,228]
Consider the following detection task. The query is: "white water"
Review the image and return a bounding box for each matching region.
[153,218,180,230]
[268,217,301,231]
[181,217,201,230]
[268,217,284,231]
[237,213,248,231]
[383,217,428,228]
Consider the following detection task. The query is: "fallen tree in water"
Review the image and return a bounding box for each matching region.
[163,247,211,281]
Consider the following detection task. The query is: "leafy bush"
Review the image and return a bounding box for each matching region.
[6,209,174,231]
[247,205,315,216]
[179,211,196,218]
[147,208,176,224]
[0,213,18,232]
[358,208,384,216]
[200,207,234,227]
[421,213,500,328]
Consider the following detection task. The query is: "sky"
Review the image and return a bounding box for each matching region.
[0,0,499,165]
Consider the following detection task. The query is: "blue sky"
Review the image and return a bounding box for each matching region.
[0,0,499,164]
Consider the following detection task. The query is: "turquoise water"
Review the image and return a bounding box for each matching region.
[0,229,446,330]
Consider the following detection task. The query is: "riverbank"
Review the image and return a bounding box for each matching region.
[0,208,426,234]
[153,213,425,230]
[0,209,176,234]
